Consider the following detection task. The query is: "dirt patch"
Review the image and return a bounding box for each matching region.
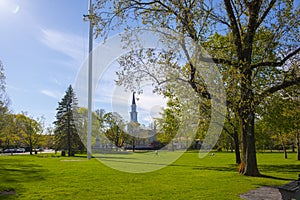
[60,160,86,162]
[0,190,16,196]
[240,186,282,200]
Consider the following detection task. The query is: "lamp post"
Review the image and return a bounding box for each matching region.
[83,0,93,159]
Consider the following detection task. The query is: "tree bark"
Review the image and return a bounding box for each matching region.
[292,144,295,153]
[239,110,260,176]
[233,131,241,164]
[279,132,287,159]
[67,107,71,157]
[283,147,288,159]
[238,69,260,176]
[29,139,33,155]
[297,130,300,161]
[132,139,135,152]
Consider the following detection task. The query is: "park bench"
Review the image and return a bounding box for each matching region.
[278,174,300,200]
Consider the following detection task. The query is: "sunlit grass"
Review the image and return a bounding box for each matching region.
[0,151,299,199]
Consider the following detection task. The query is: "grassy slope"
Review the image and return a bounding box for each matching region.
[0,151,299,200]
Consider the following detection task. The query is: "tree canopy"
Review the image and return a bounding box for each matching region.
[93,0,300,176]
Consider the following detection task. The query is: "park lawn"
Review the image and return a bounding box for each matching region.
[0,151,299,200]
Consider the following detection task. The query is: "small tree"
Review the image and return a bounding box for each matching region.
[16,113,42,155]
[103,112,127,149]
[156,91,181,146]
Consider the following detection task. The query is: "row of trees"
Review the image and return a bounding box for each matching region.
[0,61,53,154]
[213,85,300,160]
[155,84,300,162]
[1,57,299,170]
[0,113,54,155]
[256,87,300,159]
[52,85,161,155]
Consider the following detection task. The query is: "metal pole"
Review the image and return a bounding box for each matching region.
[87,0,93,159]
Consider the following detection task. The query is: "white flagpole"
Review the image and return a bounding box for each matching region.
[87,0,93,159]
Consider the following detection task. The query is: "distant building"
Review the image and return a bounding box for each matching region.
[126,92,156,150]
[130,92,138,123]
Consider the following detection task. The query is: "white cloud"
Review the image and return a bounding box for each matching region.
[41,89,62,100]
[40,28,86,66]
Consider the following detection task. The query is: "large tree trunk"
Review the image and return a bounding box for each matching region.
[239,110,260,176]
[238,69,260,176]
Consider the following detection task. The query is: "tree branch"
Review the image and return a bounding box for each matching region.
[251,47,300,69]
[224,0,243,59]
[257,76,300,104]
[256,0,276,28]
[199,56,238,67]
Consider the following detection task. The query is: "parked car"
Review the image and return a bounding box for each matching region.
[16,148,25,153]
[3,148,26,153]
[3,148,15,153]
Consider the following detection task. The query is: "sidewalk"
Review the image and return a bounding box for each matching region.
[240,186,282,200]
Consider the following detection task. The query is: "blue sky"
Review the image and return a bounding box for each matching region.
[0,0,91,126]
[0,0,166,127]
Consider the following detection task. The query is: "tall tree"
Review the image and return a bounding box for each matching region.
[93,0,300,176]
[54,85,83,156]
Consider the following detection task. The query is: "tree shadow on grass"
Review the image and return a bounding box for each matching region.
[0,157,49,197]
[258,174,294,181]
[190,164,238,172]
[260,164,300,173]
[258,164,300,181]
[95,156,137,160]
[191,163,299,181]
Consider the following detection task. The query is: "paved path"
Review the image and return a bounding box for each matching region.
[240,186,282,200]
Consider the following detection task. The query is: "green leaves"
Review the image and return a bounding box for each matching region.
[93,0,300,176]
[54,85,84,155]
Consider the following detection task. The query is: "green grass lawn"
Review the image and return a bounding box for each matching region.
[0,151,299,200]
